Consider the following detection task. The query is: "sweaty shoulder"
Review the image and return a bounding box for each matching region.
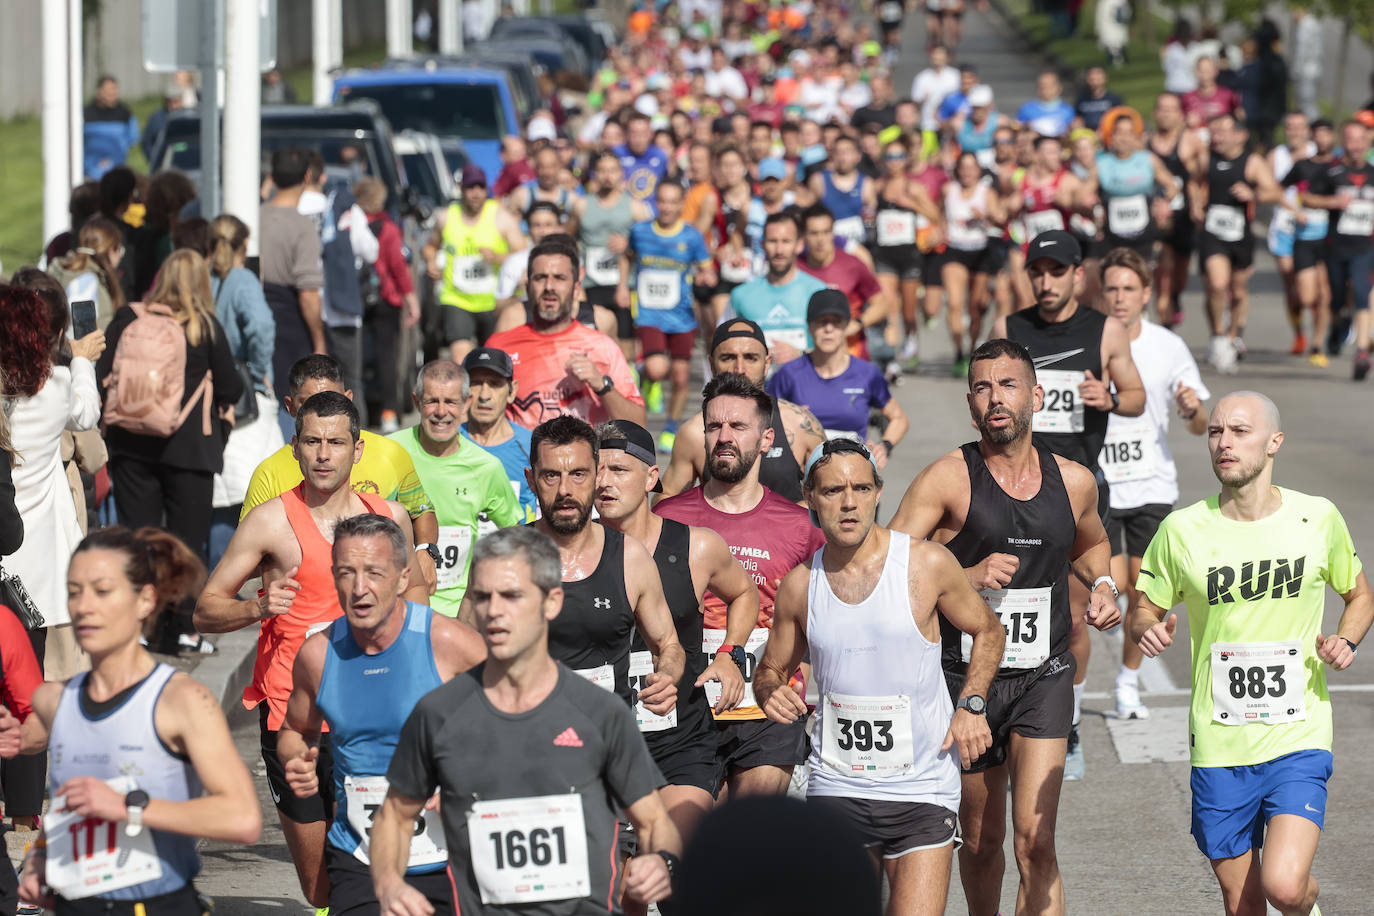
[1052,452,1098,499]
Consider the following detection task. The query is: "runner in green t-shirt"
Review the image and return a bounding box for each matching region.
[1128,390,1372,916]
[390,360,522,616]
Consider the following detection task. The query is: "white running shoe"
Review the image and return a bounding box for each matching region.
[1063,726,1084,781]
[1114,678,1150,719]
[1208,335,1238,374]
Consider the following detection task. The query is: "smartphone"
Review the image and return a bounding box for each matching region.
[71,300,97,340]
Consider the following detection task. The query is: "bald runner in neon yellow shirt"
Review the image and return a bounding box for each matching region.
[1130,391,1372,916]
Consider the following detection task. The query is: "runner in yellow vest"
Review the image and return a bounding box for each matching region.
[422,164,526,361]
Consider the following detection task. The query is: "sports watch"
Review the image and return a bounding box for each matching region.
[957,695,987,716]
[415,543,442,565]
[595,374,615,396]
[124,789,151,837]
[716,645,748,670]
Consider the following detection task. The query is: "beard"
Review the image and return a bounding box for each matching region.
[542,496,593,534]
[976,404,1032,445]
[1037,282,1074,313]
[1213,454,1265,488]
[709,442,761,483]
[532,290,575,327]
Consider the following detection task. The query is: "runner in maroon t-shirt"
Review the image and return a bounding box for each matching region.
[655,373,825,799]
[1181,57,1241,129]
[798,204,888,360]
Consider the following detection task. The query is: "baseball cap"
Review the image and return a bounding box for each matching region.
[527,117,557,142]
[801,438,880,525]
[462,347,514,379]
[758,157,787,181]
[807,288,851,324]
[600,420,664,492]
[1025,229,1082,267]
[460,164,488,188]
[710,318,768,353]
[967,84,994,108]
[860,40,882,59]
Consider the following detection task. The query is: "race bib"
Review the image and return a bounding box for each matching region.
[1204,205,1246,243]
[630,650,677,733]
[344,775,447,867]
[636,269,681,310]
[46,777,163,900]
[1210,641,1306,725]
[876,210,918,247]
[702,627,768,710]
[573,663,616,692]
[435,526,473,591]
[1033,369,1085,435]
[1336,199,1374,236]
[1098,416,1159,485]
[1270,207,1296,236]
[764,328,809,354]
[1107,194,1149,237]
[454,255,497,295]
[963,587,1052,669]
[833,215,866,243]
[467,794,590,905]
[820,693,915,777]
[585,246,621,286]
[1023,208,1065,239]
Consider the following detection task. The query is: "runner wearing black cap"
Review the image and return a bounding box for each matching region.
[766,290,908,467]
[459,347,538,522]
[660,318,825,503]
[594,419,759,841]
[989,229,1145,780]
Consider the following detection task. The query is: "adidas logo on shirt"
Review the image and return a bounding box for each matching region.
[553,727,584,748]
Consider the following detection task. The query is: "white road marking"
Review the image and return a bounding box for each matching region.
[1104,707,1190,763]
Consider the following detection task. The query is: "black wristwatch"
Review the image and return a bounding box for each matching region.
[595,374,615,396]
[880,438,896,454]
[415,542,441,565]
[716,645,748,670]
[124,789,151,837]
[654,849,681,881]
[957,695,987,716]
[1109,390,1121,412]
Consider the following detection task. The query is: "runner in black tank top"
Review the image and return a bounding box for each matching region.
[1148,99,1202,326]
[549,525,636,704]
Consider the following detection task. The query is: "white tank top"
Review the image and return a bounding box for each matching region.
[805,531,960,809]
[945,182,991,251]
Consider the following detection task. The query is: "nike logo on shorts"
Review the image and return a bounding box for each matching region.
[1305,802,1322,814]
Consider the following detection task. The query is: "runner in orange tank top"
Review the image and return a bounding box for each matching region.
[195,392,430,908]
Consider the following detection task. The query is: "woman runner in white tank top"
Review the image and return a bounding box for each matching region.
[942,152,1007,374]
[14,528,261,915]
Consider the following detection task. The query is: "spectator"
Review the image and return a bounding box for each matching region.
[492,135,535,198]
[261,68,298,104]
[95,249,243,652]
[1017,70,1078,138]
[1249,19,1289,150]
[1096,0,1130,67]
[41,180,100,266]
[259,146,326,437]
[1161,19,1197,94]
[97,166,144,301]
[1292,9,1322,120]
[82,75,138,180]
[134,169,198,297]
[207,214,281,566]
[46,217,126,329]
[354,176,420,434]
[484,237,646,428]
[0,375,21,558]
[172,216,211,256]
[140,86,186,164]
[1182,56,1241,129]
[0,281,103,690]
[1076,65,1125,130]
[297,152,379,426]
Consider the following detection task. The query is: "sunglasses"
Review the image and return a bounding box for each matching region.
[884,153,907,161]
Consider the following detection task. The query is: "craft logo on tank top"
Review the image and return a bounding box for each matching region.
[1207,557,1305,606]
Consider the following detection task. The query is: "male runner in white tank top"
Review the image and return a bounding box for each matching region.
[757,438,1004,916]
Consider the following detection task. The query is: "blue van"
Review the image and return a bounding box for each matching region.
[333,65,521,183]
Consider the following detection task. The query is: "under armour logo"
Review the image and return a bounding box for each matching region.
[593,597,611,609]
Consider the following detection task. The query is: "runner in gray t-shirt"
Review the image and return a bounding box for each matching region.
[374,526,682,915]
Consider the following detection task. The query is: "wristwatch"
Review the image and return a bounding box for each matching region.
[715,645,748,670]
[957,695,987,716]
[1109,389,1121,412]
[594,374,615,396]
[1092,575,1120,599]
[415,543,441,565]
[124,789,151,838]
[654,849,681,881]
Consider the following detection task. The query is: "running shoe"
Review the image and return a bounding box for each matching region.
[1231,336,1247,362]
[316,908,330,916]
[644,380,665,415]
[1207,336,1238,375]
[788,761,810,800]
[885,360,904,384]
[1290,333,1308,356]
[1114,678,1150,720]
[951,357,970,378]
[1168,306,1185,327]
[658,421,678,451]
[1309,351,1330,368]
[17,905,42,915]
[379,409,400,434]
[179,633,218,655]
[1063,726,1084,781]
[1355,349,1371,381]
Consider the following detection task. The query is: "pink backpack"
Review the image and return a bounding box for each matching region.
[102,302,213,438]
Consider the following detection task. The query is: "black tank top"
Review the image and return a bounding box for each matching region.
[1005,305,1109,471]
[1205,151,1253,240]
[701,403,804,502]
[632,518,710,746]
[549,526,635,706]
[942,443,1077,676]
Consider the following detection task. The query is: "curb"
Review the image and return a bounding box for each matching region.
[194,626,260,724]
[982,0,1075,80]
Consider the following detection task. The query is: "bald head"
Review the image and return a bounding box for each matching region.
[1212,391,1281,436]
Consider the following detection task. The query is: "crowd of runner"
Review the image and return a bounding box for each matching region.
[1,1,1373,915]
